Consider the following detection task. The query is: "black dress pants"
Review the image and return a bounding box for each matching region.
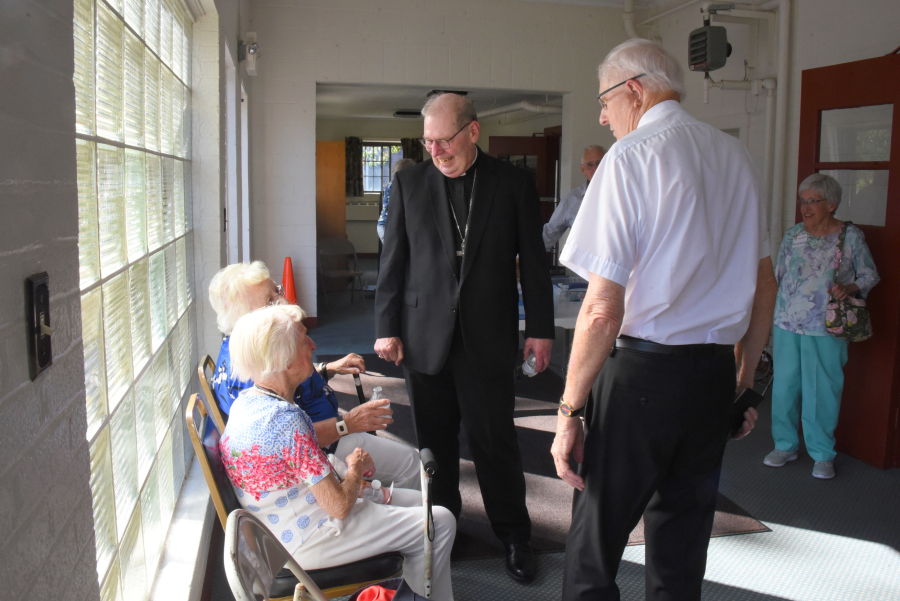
[563,344,735,601]
[403,323,531,545]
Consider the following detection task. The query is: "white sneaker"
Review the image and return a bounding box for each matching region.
[763,449,798,467]
[812,461,835,479]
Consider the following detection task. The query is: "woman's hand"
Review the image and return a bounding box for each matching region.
[345,400,393,433]
[326,353,366,376]
[345,447,375,479]
[831,283,859,300]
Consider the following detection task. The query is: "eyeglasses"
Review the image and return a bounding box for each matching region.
[797,197,828,207]
[581,160,602,169]
[597,73,646,110]
[419,122,472,150]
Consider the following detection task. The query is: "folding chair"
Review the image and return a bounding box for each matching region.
[185,394,403,599]
[225,509,328,601]
[198,355,227,430]
[317,237,367,311]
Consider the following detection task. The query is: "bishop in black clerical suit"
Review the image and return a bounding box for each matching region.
[375,93,555,583]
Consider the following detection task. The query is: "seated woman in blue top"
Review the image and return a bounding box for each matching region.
[208,261,420,489]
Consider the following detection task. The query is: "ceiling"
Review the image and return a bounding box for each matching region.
[316,83,564,120]
[506,0,671,8]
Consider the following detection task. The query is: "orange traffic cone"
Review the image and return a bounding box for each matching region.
[282,257,298,304]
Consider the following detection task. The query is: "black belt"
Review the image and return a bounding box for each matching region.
[614,335,734,357]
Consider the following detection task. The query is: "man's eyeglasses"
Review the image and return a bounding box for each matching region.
[797,197,828,207]
[419,122,473,150]
[597,73,646,110]
[581,160,602,169]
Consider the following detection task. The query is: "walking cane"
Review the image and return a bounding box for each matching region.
[352,374,376,435]
[419,448,438,598]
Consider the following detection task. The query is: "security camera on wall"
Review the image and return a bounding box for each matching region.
[238,32,259,76]
[688,25,732,72]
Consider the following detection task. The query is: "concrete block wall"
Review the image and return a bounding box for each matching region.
[247,0,629,317]
[0,0,100,599]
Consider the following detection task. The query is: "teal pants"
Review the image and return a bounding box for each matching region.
[771,327,849,462]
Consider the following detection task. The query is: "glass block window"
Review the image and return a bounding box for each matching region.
[73,0,194,598]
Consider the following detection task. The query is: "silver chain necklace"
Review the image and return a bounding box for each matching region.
[447,169,477,257]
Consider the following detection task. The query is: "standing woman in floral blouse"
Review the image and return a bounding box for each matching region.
[765,173,880,479]
[220,304,456,600]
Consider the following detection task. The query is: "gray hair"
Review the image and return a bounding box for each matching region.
[421,93,478,130]
[209,261,271,335]
[392,158,416,176]
[598,39,686,100]
[583,145,606,156]
[799,173,843,211]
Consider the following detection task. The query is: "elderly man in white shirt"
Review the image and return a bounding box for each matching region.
[550,39,778,601]
[543,145,605,250]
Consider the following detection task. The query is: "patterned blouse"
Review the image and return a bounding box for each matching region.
[773,222,880,336]
[219,387,337,554]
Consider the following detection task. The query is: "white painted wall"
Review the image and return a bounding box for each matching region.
[248,0,629,317]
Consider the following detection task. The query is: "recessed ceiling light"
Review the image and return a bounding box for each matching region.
[426,89,469,97]
[393,110,422,118]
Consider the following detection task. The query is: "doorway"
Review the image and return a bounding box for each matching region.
[797,52,900,468]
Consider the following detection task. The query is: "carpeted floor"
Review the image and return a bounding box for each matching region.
[321,353,769,561]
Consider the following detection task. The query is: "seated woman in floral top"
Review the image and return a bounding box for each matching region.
[220,304,456,600]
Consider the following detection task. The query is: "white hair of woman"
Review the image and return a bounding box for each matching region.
[229,303,307,383]
[598,38,687,100]
[798,173,843,210]
[208,261,271,335]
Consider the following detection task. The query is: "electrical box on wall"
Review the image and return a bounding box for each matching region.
[689,25,732,72]
[25,272,53,380]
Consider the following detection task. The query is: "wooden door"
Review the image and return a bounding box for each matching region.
[316,141,346,239]
[316,141,348,293]
[797,53,900,468]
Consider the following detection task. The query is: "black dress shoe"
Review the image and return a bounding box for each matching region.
[505,542,537,582]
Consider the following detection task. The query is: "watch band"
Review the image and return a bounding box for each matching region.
[559,397,584,418]
[336,419,350,436]
[317,362,330,382]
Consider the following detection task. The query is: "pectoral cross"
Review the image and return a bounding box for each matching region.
[456,240,465,257]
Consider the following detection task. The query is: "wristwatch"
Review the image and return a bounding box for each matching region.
[559,397,584,418]
[336,419,350,436]
[317,362,330,382]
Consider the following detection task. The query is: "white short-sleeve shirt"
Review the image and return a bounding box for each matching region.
[561,100,769,345]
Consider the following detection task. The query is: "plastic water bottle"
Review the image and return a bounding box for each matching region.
[371,386,390,417]
[522,351,538,377]
[361,479,388,504]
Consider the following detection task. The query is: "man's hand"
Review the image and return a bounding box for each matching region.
[375,337,404,366]
[524,338,553,373]
[327,353,366,376]
[732,406,758,440]
[344,399,393,433]
[551,415,585,490]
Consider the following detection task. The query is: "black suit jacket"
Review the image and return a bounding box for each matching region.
[375,149,555,377]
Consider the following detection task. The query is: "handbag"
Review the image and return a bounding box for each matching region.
[824,223,873,342]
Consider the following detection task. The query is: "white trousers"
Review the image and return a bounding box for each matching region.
[298,490,456,601]
[335,433,421,490]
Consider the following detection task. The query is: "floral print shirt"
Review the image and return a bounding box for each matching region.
[773,222,879,336]
[220,387,336,553]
